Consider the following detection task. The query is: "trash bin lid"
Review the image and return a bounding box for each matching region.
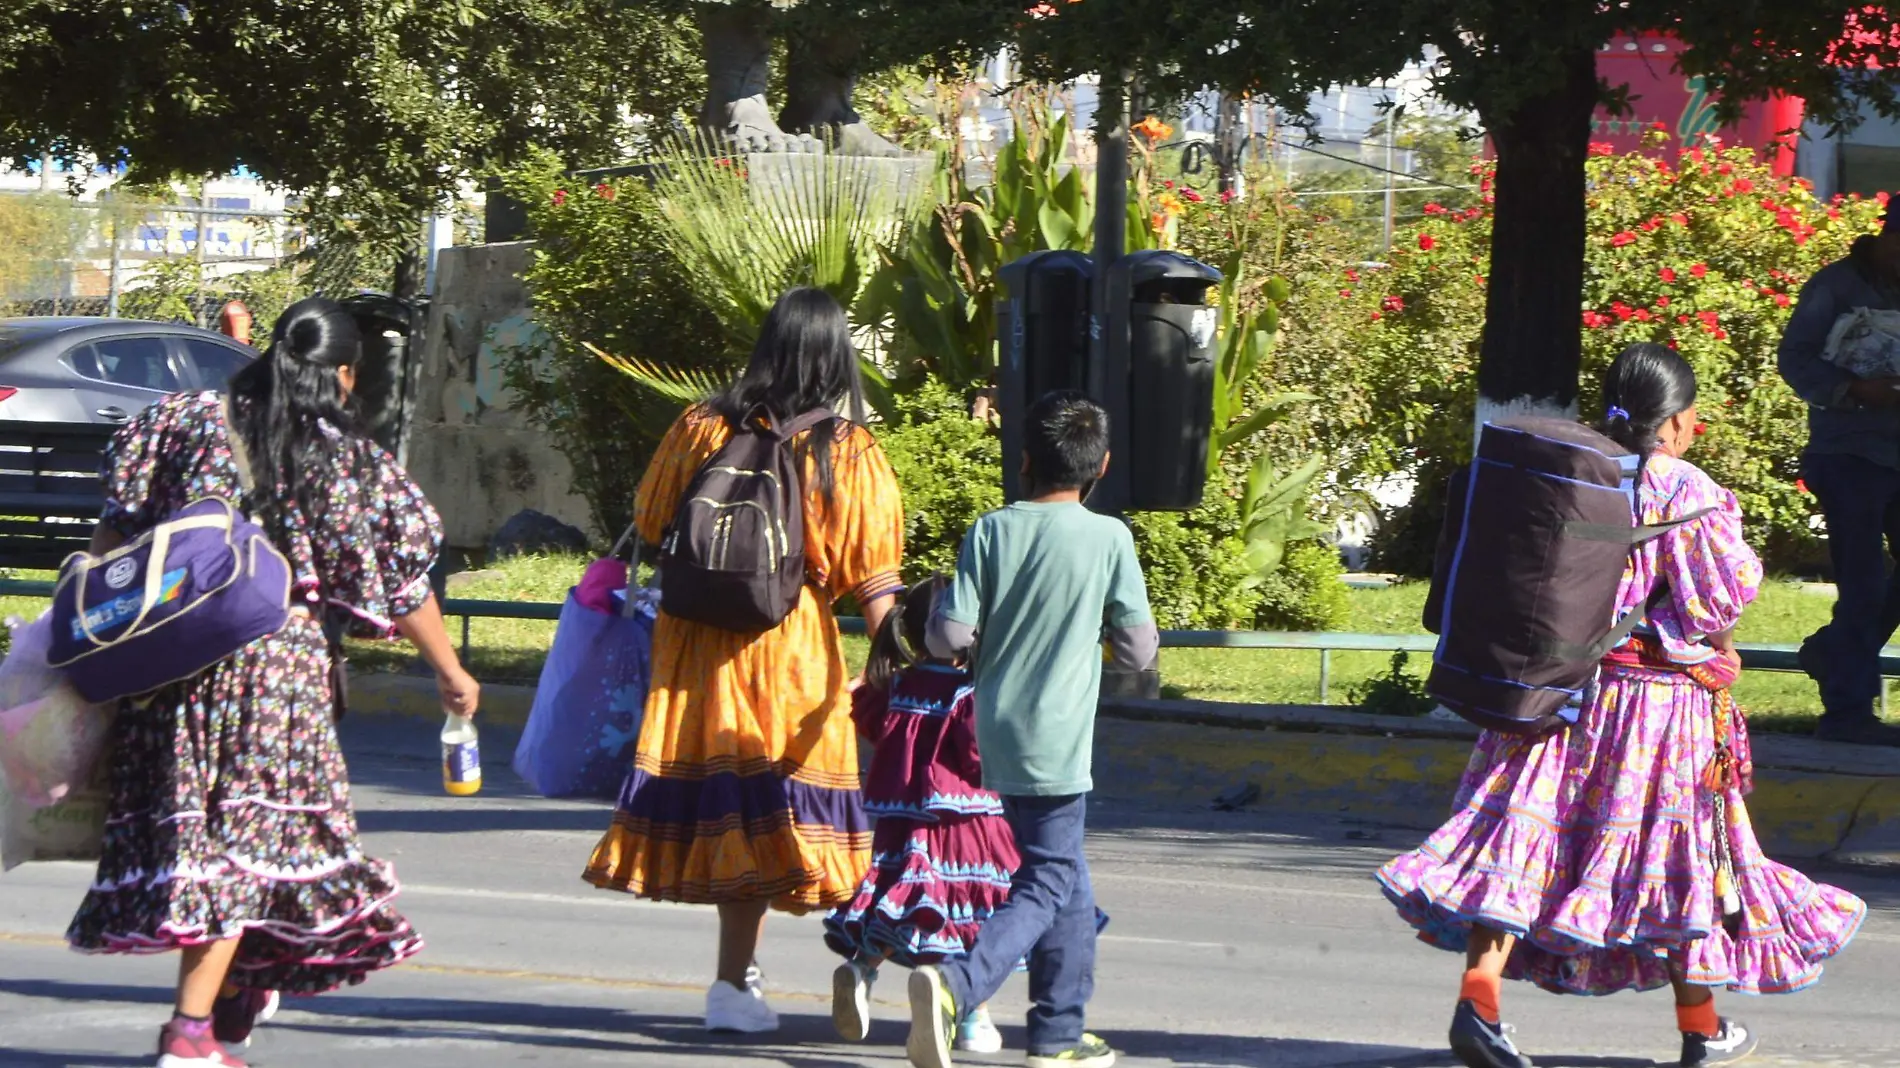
[1114,250,1223,287]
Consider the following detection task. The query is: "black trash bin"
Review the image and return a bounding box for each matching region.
[996,250,1094,502]
[1106,251,1222,512]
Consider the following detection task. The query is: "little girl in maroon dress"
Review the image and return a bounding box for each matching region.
[825,576,1017,1054]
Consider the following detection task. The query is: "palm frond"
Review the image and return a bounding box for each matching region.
[588,341,730,403]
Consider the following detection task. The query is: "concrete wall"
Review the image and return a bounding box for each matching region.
[408,241,591,554]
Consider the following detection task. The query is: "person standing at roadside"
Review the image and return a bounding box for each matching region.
[1778,200,1900,745]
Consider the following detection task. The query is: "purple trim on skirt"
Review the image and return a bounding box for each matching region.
[614,766,870,837]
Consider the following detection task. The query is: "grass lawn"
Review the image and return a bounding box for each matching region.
[0,554,1849,731]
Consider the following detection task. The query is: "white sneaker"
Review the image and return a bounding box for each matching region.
[705,979,779,1033]
[832,959,876,1041]
[955,1007,1004,1053]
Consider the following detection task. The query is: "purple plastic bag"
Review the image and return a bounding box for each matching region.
[511,586,655,799]
[46,499,292,703]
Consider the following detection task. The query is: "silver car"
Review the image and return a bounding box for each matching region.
[0,317,257,426]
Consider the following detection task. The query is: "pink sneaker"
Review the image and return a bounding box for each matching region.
[212,988,279,1047]
[156,1018,249,1067]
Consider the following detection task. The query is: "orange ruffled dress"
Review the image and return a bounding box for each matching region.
[583,406,904,912]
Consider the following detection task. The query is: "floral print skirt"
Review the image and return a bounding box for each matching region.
[1377,665,1864,996]
[66,615,421,994]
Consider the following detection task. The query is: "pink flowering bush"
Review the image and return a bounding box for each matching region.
[1287,136,1888,569]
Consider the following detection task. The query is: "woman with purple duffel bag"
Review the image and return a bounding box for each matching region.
[59,297,481,1068]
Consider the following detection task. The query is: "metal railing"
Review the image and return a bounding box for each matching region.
[6,579,1888,708]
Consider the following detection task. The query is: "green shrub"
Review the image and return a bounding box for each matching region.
[1282,138,1887,572]
[1131,473,1261,630]
[1346,652,1436,716]
[876,378,1004,583]
[1255,541,1351,632]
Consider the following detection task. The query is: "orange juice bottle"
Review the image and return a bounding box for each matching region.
[440,713,482,796]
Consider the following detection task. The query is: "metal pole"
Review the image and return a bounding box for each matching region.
[1382,106,1398,251]
[194,181,209,327]
[106,212,122,318]
[1089,73,1130,513]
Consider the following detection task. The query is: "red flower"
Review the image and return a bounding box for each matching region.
[1582,311,1610,329]
[1657,296,1671,307]
[1345,268,1360,283]
[1339,289,1354,298]
[1698,310,1721,327]
[1163,179,1175,190]
[1633,309,1655,322]
[1659,267,1678,284]
[1717,162,1734,175]
[1418,234,1438,252]
[1590,142,1615,157]
[1611,231,1637,248]
[1775,293,1792,307]
[1475,275,1486,286]
[1381,295,1405,313]
[551,189,567,206]
[1423,202,1446,215]
[595,183,615,200]
[1677,315,1692,324]
[1690,264,1709,279]
[1713,328,1729,340]
[1775,209,1798,229]
[1611,301,1636,321]
[1796,479,1811,495]
[1693,421,1708,436]
[1181,188,1205,203]
[1218,189,1237,204]
[1670,213,1690,227]
[1370,311,1383,321]
[1732,177,1755,194]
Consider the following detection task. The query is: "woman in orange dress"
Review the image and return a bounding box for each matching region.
[584,287,904,1034]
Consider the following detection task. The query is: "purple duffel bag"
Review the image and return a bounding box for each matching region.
[46,498,294,703]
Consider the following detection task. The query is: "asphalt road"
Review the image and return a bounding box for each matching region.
[3,718,1899,1068]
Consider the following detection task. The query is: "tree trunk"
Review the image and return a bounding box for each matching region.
[1473,47,1600,438]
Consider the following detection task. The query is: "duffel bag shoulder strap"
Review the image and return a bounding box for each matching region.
[1561,506,1714,545]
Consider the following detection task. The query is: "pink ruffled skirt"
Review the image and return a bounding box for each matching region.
[1378,665,1864,995]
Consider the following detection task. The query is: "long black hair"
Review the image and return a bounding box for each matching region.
[708,287,866,501]
[225,296,368,548]
[863,575,950,693]
[1597,342,1697,465]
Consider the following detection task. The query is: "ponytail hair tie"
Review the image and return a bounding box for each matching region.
[1606,405,1631,422]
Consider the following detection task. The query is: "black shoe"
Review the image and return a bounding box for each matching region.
[1449,999,1533,1068]
[1814,717,1900,747]
[1681,1017,1758,1066]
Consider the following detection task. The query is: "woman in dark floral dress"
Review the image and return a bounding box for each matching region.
[65,297,480,1068]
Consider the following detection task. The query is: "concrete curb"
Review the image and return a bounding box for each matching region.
[344,675,1900,868]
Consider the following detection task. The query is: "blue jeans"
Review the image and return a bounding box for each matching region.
[1803,452,1900,720]
[942,793,1095,1055]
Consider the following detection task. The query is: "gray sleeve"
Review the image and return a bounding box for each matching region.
[1106,621,1160,672]
[1778,273,1856,409]
[927,609,976,660]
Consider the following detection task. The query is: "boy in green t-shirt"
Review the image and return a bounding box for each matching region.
[907,391,1158,1068]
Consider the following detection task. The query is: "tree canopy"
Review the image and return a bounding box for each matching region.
[0,0,701,245]
[851,0,1900,415]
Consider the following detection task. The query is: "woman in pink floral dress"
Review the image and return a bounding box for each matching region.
[1379,344,1865,1068]
[66,298,480,1068]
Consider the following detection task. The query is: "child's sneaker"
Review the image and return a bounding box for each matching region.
[156,1019,249,1067]
[211,988,279,1047]
[1025,1033,1116,1067]
[906,966,956,1068]
[705,979,779,1033]
[954,1006,1003,1054]
[832,959,876,1042]
[1448,999,1533,1068]
[1681,1018,1758,1067]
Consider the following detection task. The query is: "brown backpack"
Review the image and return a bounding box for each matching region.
[658,406,835,632]
[1422,417,1709,735]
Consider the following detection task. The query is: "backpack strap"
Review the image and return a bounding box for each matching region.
[770,407,839,441]
[1561,507,1714,544]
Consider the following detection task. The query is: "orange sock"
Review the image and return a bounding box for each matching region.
[1677,996,1719,1037]
[1459,970,1502,1023]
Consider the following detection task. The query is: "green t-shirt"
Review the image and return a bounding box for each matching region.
[939,501,1154,796]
